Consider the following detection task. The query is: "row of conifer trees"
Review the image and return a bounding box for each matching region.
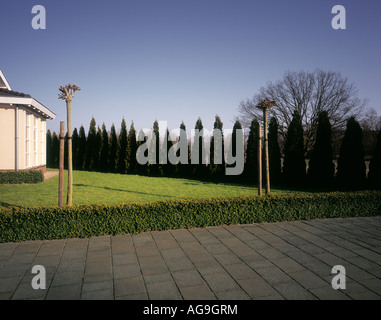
[46,112,381,189]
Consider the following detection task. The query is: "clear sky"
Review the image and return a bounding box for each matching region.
[1,0,380,135]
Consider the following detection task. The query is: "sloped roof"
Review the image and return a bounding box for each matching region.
[0,70,55,120]
[0,70,11,90]
[0,88,32,98]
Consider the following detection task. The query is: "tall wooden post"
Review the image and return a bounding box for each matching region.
[66,99,73,206]
[258,124,262,196]
[256,98,276,195]
[59,83,80,207]
[58,121,65,207]
[263,107,270,195]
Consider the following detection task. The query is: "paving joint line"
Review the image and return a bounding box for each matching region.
[9,240,45,300]
[255,219,380,299]
[221,224,320,300]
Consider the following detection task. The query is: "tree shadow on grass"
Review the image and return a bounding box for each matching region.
[0,201,23,208]
[73,184,178,199]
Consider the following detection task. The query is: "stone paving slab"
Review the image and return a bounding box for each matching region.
[0,216,381,300]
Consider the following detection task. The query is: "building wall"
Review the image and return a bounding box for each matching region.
[0,104,15,170]
[0,104,47,171]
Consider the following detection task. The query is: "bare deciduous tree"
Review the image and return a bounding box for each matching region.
[238,69,366,154]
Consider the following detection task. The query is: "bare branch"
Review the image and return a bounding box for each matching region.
[237,69,366,154]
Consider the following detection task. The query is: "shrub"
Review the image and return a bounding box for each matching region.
[0,191,380,242]
[283,110,306,185]
[0,170,44,185]
[308,111,335,187]
[368,129,381,189]
[336,117,366,189]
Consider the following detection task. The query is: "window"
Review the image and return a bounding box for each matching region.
[33,116,38,166]
[25,113,31,168]
[40,120,45,164]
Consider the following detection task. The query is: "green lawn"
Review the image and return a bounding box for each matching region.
[0,170,296,208]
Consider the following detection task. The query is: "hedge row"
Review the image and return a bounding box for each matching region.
[0,191,380,242]
[0,170,44,184]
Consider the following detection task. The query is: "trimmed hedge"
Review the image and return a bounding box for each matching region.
[0,191,380,242]
[0,170,44,184]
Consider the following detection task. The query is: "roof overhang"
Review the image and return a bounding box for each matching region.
[0,70,12,90]
[0,96,56,120]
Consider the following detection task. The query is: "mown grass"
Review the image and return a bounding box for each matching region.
[0,170,298,208]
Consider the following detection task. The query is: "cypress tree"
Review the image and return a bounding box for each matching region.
[85,117,97,171]
[116,118,128,174]
[227,119,244,179]
[307,111,335,187]
[72,128,79,171]
[210,115,225,179]
[93,126,102,171]
[127,121,137,174]
[99,123,109,172]
[109,124,118,172]
[368,129,381,189]
[46,129,52,168]
[244,117,259,183]
[51,131,59,168]
[283,110,306,185]
[163,128,175,176]
[77,125,86,170]
[136,129,148,175]
[336,117,366,189]
[148,120,161,176]
[176,122,190,177]
[268,117,282,184]
[191,117,206,177]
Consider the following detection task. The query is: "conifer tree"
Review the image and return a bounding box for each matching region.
[268,117,282,184]
[116,118,128,174]
[368,129,381,189]
[191,117,206,177]
[336,117,366,189]
[72,128,79,171]
[127,121,137,174]
[93,126,102,171]
[163,129,175,176]
[85,117,97,171]
[77,125,86,170]
[46,130,52,168]
[283,110,306,185]
[227,119,244,179]
[51,131,60,168]
[176,122,190,177]
[307,111,335,187]
[99,123,110,172]
[108,124,118,172]
[244,117,259,182]
[210,115,225,179]
[148,120,161,176]
[136,129,148,175]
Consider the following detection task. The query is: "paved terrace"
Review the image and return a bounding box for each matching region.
[0,216,381,300]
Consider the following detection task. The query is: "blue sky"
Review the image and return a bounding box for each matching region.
[1,0,380,135]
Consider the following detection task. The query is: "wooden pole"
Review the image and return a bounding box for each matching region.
[66,100,73,206]
[58,121,65,207]
[263,107,270,194]
[258,124,262,196]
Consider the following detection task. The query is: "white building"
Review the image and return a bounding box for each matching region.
[0,69,55,172]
